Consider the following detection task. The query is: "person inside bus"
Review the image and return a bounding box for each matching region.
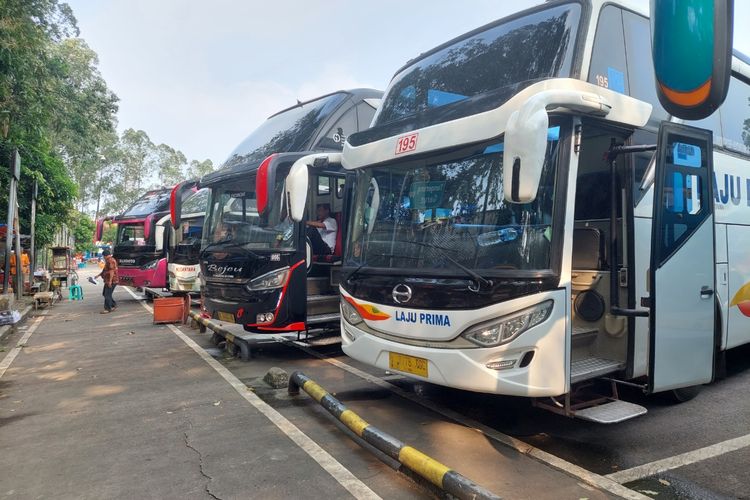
[305,203,337,256]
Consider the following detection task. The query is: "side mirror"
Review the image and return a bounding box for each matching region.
[95,219,104,242]
[170,180,199,229]
[651,0,733,120]
[503,89,611,203]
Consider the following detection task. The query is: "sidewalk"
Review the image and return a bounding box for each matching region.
[0,273,369,499]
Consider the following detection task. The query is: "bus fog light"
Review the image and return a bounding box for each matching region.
[256,312,274,323]
[486,359,516,370]
[462,300,553,348]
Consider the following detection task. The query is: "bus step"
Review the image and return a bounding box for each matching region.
[573,399,647,424]
[571,326,598,346]
[571,357,624,384]
[307,277,330,295]
[306,312,340,326]
[307,294,339,315]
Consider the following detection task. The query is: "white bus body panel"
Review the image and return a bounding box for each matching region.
[340,289,569,397]
[712,152,750,349]
[651,219,715,391]
[726,225,750,348]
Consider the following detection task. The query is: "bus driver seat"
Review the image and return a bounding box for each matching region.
[313,212,343,264]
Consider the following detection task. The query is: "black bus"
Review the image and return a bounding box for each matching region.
[184,89,382,341]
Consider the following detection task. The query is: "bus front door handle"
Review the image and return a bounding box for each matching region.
[700,286,714,299]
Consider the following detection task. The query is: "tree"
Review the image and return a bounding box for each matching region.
[186,158,214,180]
[155,143,187,186]
[70,211,96,253]
[0,0,118,248]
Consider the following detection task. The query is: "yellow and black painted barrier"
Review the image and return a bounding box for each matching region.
[188,310,249,360]
[288,371,501,500]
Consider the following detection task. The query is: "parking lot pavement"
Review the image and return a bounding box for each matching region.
[0,276,383,500]
[170,320,639,498]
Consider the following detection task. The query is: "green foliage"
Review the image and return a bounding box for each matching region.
[101,221,117,245]
[0,0,116,248]
[187,158,215,180]
[0,0,215,247]
[70,211,95,253]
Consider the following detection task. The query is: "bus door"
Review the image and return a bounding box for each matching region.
[649,123,715,393]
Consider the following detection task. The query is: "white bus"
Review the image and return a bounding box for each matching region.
[334,0,750,423]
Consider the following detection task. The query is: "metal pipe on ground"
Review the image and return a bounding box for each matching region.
[288,370,501,500]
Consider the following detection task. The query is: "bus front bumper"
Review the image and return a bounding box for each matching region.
[340,319,567,398]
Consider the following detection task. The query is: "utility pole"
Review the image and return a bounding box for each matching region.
[3,150,20,294]
[30,179,37,286]
[13,196,22,299]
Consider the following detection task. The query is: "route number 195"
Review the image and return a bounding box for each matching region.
[395,133,419,155]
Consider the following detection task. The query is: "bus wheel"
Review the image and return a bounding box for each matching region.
[668,385,702,403]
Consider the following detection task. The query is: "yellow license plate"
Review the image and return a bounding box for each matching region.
[217,311,235,323]
[389,352,428,378]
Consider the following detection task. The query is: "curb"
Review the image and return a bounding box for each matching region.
[0,305,34,343]
[288,370,501,500]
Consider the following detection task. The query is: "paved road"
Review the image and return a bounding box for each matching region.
[3,267,746,499]
[0,270,633,499]
[177,306,750,499]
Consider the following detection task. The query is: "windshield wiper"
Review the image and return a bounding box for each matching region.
[396,240,492,292]
[344,263,366,283]
[202,240,262,260]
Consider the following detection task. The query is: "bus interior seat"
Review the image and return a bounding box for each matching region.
[313,212,343,265]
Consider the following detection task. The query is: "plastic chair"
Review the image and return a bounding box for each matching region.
[68,284,83,301]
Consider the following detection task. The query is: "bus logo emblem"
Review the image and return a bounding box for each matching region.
[392,284,413,304]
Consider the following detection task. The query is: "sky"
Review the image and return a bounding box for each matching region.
[66,0,750,167]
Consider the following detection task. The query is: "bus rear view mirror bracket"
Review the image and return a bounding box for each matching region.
[287,153,342,222]
[503,90,611,204]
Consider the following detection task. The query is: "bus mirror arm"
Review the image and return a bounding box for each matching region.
[503,90,611,204]
[287,153,343,222]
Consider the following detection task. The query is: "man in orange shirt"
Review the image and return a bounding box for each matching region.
[96,249,119,314]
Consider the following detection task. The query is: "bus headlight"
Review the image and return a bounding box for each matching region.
[461,300,553,348]
[246,267,289,291]
[340,298,363,326]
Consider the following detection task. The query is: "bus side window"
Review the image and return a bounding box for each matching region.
[588,6,628,95]
[622,10,668,125]
[718,78,750,154]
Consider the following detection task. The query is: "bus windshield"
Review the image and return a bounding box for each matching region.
[122,190,171,217]
[117,224,146,246]
[372,3,581,128]
[346,127,562,276]
[221,93,348,169]
[202,174,296,252]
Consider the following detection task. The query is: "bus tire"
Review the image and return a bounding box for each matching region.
[668,385,702,403]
